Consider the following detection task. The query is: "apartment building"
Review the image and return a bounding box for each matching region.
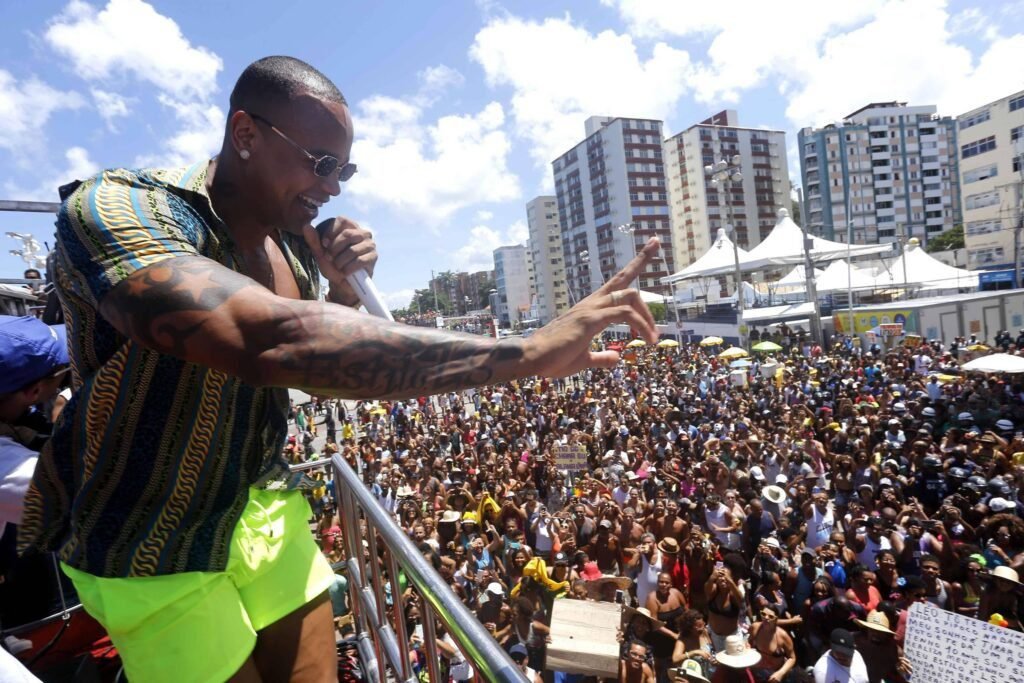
[798,102,961,245]
[526,196,569,324]
[956,89,1024,272]
[664,110,789,269]
[552,116,675,301]
[493,244,534,327]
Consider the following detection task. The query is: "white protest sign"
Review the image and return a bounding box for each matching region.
[554,443,588,472]
[904,602,1024,682]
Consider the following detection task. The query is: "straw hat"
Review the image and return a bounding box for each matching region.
[439,510,461,524]
[658,538,681,555]
[715,635,761,668]
[672,659,710,682]
[991,566,1022,586]
[855,609,895,634]
[762,485,787,505]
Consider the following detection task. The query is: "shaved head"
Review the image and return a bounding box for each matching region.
[229,55,346,116]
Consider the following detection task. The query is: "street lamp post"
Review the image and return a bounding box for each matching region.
[705,155,746,346]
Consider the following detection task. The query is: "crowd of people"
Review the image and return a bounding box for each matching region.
[299,332,1024,683]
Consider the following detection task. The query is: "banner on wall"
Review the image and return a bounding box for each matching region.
[833,309,918,335]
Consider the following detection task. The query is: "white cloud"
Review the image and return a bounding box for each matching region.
[347,90,520,224]
[475,209,494,221]
[417,65,465,103]
[602,0,1024,129]
[46,0,224,167]
[470,15,694,173]
[45,0,222,100]
[135,95,223,167]
[4,145,99,202]
[91,88,131,131]
[0,70,85,161]
[450,220,527,272]
[382,287,416,310]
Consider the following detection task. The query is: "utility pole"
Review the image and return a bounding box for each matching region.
[1015,138,1024,289]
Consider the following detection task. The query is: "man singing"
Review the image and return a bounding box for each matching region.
[19,56,659,682]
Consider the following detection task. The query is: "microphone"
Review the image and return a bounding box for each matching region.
[315,221,394,321]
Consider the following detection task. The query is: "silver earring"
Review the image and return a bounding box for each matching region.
[239,149,250,160]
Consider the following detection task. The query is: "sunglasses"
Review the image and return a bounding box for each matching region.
[250,113,357,181]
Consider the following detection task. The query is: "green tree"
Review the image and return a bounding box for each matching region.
[925,225,964,253]
[647,302,666,323]
[791,195,802,226]
[476,279,496,309]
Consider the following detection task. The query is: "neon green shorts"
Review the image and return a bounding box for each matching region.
[62,487,335,683]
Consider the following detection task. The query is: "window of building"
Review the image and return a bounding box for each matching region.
[962,164,995,184]
[965,190,1000,210]
[1011,125,1024,142]
[1010,94,1024,112]
[966,220,1000,236]
[958,109,990,130]
[961,136,996,159]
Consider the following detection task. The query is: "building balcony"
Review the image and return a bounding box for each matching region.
[871,151,891,161]
[922,161,941,172]
[924,187,943,199]
[926,215,946,226]
[869,124,888,133]
[874,178,894,189]
[920,134,939,145]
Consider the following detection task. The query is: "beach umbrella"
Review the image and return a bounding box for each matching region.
[961,353,1024,374]
[657,339,679,348]
[718,347,749,360]
[699,336,724,347]
[752,341,782,352]
[626,339,647,348]
[966,344,990,352]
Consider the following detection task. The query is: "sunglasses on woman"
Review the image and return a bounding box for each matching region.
[250,113,357,181]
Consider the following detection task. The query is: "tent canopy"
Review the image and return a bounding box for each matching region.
[740,209,892,272]
[639,289,671,304]
[873,239,978,290]
[813,259,878,293]
[663,228,749,283]
[662,209,891,282]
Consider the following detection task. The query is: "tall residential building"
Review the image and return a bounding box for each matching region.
[798,102,961,245]
[552,116,675,301]
[663,110,789,269]
[956,89,1024,271]
[428,269,493,314]
[493,245,534,327]
[526,196,569,324]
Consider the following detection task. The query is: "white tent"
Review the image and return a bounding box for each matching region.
[723,280,760,306]
[873,240,978,291]
[638,289,672,304]
[740,209,892,271]
[961,353,1024,374]
[775,264,823,288]
[814,259,879,293]
[663,227,749,283]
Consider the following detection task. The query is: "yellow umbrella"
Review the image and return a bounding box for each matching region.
[626,339,647,348]
[699,336,724,347]
[718,346,749,359]
[966,344,990,352]
[657,339,679,348]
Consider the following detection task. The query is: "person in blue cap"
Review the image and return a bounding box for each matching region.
[0,315,69,537]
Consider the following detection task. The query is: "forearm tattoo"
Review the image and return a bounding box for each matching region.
[102,256,526,399]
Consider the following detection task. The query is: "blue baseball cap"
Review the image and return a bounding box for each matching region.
[0,316,68,393]
[509,643,528,660]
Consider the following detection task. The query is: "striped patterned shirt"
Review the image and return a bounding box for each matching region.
[19,162,320,577]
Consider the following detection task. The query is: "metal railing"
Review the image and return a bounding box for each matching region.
[293,455,526,683]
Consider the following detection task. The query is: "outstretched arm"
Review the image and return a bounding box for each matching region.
[100,240,661,399]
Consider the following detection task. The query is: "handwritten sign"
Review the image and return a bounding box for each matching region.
[905,602,1024,683]
[554,444,589,472]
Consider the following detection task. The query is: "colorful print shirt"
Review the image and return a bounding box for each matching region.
[19,162,321,577]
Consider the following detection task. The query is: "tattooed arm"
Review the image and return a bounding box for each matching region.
[99,241,660,400]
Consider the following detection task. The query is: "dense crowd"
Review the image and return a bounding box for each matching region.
[296,333,1024,683]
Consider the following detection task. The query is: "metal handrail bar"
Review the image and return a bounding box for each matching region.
[0,200,61,213]
[327,452,526,682]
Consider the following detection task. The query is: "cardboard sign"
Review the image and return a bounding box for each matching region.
[554,444,588,472]
[547,599,622,677]
[905,602,1024,682]
[879,323,904,337]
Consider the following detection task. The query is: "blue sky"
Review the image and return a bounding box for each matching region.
[1,0,1022,307]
